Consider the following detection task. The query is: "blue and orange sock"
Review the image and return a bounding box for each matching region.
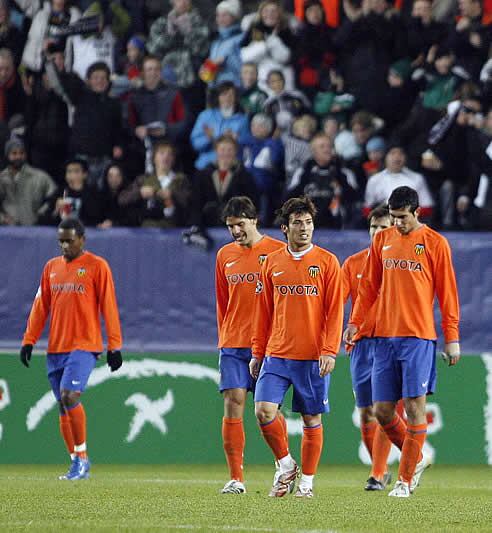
[301,424,323,476]
[66,403,88,459]
[59,413,75,459]
[398,423,427,484]
[259,416,289,461]
[222,417,245,482]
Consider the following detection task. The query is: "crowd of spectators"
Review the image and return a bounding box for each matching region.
[1,0,492,233]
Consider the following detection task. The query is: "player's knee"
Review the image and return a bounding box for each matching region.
[302,414,321,427]
[255,404,275,424]
[404,401,425,423]
[359,407,376,425]
[224,391,245,409]
[60,389,80,409]
[374,404,394,426]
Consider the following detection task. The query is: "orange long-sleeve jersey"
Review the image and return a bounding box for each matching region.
[23,251,122,353]
[216,235,285,348]
[252,245,344,360]
[342,247,376,340]
[350,225,460,343]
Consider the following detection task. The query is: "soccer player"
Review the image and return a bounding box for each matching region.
[251,196,344,498]
[344,186,460,498]
[342,204,394,491]
[216,196,285,494]
[20,217,123,480]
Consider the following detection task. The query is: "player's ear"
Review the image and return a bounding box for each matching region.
[280,224,288,236]
[414,207,421,219]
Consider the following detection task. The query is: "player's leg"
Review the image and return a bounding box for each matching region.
[351,339,378,459]
[221,388,247,493]
[398,338,435,492]
[47,354,77,478]
[372,339,406,449]
[59,350,97,480]
[351,339,392,489]
[254,357,296,496]
[291,359,330,498]
[219,348,253,494]
[295,413,322,498]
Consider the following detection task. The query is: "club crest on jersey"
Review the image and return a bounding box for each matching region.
[415,244,425,256]
[258,254,267,265]
[77,268,86,277]
[255,280,263,294]
[308,265,320,278]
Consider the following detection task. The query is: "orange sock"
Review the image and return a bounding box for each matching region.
[371,424,392,480]
[301,425,323,475]
[222,417,245,482]
[360,421,377,458]
[59,413,75,457]
[259,416,289,460]
[382,414,406,450]
[398,423,427,484]
[67,403,87,459]
[277,411,289,450]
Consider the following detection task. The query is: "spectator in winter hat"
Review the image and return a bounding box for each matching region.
[201,0,243,88]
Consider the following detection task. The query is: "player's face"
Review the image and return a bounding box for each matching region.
[369,216,391,241]
[283,211,314,251]
[226,216,258,247]
[58,229,85,261]
[390,207,420,235]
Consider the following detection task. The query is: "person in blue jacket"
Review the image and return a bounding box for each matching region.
[191,81,249,169]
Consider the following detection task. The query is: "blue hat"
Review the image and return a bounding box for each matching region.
[366,136,386,153]
[128,35,145,52]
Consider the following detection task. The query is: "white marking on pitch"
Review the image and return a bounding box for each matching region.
[481,353,492,465]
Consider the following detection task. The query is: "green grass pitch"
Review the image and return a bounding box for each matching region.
[1,464,491,532]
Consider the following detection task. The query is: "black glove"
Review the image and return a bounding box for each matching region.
[107,350,123,372]
[20,344,33,368]
[182,225,213,251]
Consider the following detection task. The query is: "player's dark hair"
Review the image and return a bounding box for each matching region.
[275,196,317,227]
[65,157,88,173]
[222,196,258,221]
[388,186,419,213]
[368,204,390,224]
[58,217,86,237]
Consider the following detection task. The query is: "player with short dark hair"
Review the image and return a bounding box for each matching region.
[215,196,284,494]
[344,186,460,498]
[342,204,395,491]
[251,196,344,498]
[20,217,123,480]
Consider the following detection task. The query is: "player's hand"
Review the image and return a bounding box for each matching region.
[249,357,262,379]
[319,355,335,377]
[107,350,123,372]
[343,324,358,346]
[20,344,33,368]
[441,342,460,367]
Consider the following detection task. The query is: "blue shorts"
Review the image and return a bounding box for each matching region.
[219,348,254,392]
[372,337,437,402]
[350,337,376,408]
[46,350,98,401]
[254,356,330,415]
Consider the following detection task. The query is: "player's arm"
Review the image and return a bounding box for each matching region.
[341,259,352,305]
[320,255,344,376]
[345,235,383,343]
[434,238,461,365]
[21,267,52,367]
[96,260,123,371]
[215,254,228,334]
[250,260,274,377]
[24,266,52,344]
